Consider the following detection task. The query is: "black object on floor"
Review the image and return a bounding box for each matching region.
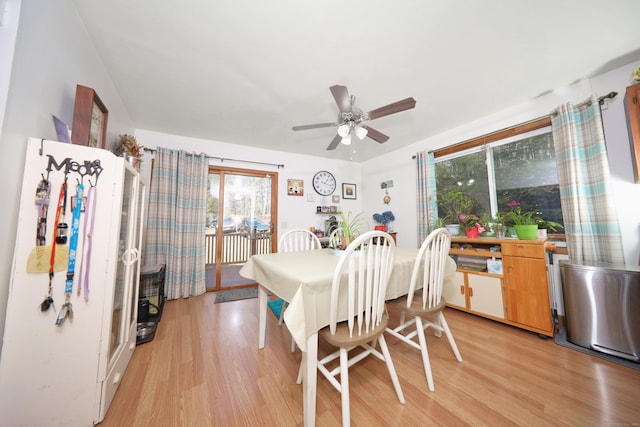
[139,264,166,323]
[136,322,158,345]
[554,325,640,371]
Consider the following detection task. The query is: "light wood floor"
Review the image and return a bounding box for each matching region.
[100,293,640,426]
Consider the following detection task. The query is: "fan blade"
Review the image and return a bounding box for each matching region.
[326,134,342,150]
[363,126,389,144]
[330,85,353,114]
[292,122,338,131]
[367,97,416,120]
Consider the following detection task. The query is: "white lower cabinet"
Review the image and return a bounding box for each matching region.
[444,271,505,320]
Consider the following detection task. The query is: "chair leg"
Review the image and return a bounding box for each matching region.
[377,334,406,404]
[415,316,435,392]
[296,360,303,384]
[339,348,350,427]
[439,312,463,362]
[290,334,296,352]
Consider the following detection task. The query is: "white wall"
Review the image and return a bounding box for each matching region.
[590,62,640,265]
[362,61,640,266]
[135,129,363,238]
[0,0,135,351]
[0,0,21,139]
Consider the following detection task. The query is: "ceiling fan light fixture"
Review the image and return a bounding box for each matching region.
[354,125,368,140]
[337,124,350,137]
[341,134,352,145]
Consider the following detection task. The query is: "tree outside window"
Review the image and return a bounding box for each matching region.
[435,130,564,233]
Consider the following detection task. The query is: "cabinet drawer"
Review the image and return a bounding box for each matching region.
[501,242,545,259]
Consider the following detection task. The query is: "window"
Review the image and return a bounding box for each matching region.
[435,119,564,233]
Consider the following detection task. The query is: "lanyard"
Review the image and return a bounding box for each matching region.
[49,181,66,278]
[65,183,84,294]
[35,178,51,246]
[56,182,83,326]
[40,180,66,313]
[77,184,96,301]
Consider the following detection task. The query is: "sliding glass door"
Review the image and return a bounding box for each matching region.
[205,166,277,291]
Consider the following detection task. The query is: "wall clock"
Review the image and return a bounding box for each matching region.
[71,84,108,148]
[312,170,336,196]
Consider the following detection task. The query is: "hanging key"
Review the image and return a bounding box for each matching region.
[55,304,67,326]
[55,302,73,326]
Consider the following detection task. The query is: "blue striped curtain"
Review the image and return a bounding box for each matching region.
[416,151,438,245]
[551,96,624,263]
[144,147,209,298]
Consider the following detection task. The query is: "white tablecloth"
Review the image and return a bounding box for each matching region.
[240,247,456,351]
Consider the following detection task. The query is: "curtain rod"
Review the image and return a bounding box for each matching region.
[411,91,619,160]
[143,147,285,169]
[550,91,618,116]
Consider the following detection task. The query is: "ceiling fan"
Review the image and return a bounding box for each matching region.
[292,85,417,150]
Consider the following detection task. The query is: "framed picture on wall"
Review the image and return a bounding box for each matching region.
[332,195,340,203]
[342,183,356,200]
[71,85,108,149]
[287,179,304,196]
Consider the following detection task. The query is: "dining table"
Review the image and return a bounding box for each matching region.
[239,247,457,427]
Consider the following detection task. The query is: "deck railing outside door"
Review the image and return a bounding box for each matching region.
[205,231,272,265]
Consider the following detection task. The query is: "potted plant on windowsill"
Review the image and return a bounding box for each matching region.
[458,214,486,239]
[437,189,473,237]
[500,200,538,240]
[535,217,564,239]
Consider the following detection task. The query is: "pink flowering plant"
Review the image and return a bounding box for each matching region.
[502,200,538,226]
[458,214,486,233]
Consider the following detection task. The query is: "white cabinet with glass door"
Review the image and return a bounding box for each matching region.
[0,138,145,426]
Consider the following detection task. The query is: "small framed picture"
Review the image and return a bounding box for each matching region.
[287,179,304,196]
[342,183,357,200]
[332,195,340,203]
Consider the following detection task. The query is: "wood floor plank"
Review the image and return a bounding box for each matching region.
[100,293,640,426]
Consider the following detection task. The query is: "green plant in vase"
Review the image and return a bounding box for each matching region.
[437,189,473,236]
[535,217,564,233]
[501,200,538,239]
[337,211,368,249]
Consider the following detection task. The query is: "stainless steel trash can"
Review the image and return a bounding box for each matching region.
[559,260,640,362]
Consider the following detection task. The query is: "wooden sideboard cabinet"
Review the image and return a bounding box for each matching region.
[444,237,554,337]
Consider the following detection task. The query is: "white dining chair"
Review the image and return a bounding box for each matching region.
[298,230,405,427]
[279,228,322,254]
[327,227,345,249]
[277,229,321,350]
[385,227,462,392]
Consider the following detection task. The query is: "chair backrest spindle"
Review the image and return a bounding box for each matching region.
[279,229,321,253]
[407,228,451,309]
[328,231,396,336]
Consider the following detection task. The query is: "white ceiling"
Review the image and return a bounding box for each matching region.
[72,1,640,162]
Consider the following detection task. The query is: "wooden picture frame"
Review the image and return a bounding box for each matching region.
[342,183,357,200]
[625,84,640,183]
[287,179,304,196]
[71,84,108,148]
